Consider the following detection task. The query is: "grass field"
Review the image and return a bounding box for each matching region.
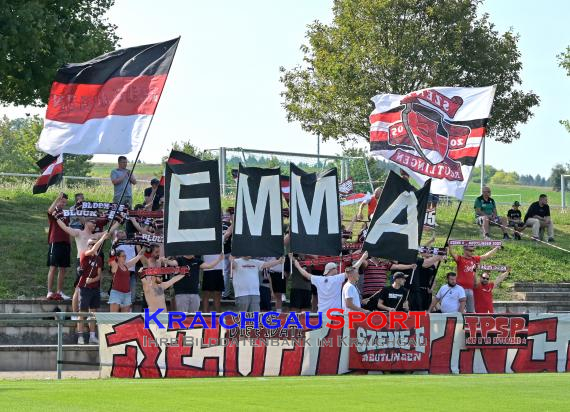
[1,178,569,299]
[1,374,569,411]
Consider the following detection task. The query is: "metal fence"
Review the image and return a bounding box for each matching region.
[0,312,95,380]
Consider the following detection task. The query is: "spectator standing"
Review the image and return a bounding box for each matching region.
[361,258,415,299]
[342,265,368,313]
[474,186,510,240]
[449,245,500,313]
[69,193,84,230]
[292,253,367,315]
[231,256,283,312]
[474,269,510,313]
[358,187,382,221]
[523,194,555,242]
[114,230,139,304]
[202,253,225,312]
[46,192,71,300]
[77,234,109,344]
[429,273,466,313]
[286,255,312,312]
[111,156,136,206]
[365,272,408,312]
[164,254,224,313]
[267,255,286,312]
[144,178,164,211]
[108,248,145,312]
[406,253,445,311]
[507,201,524,240]
[222,211,234,299]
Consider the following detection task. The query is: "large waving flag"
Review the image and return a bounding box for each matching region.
[33,154,63,194]
[38,38,179,156]
[369,86,496,199]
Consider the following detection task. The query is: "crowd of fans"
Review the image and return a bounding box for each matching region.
[43,158,559,344]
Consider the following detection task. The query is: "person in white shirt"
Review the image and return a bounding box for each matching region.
[342,263,369,314]
[231,256,284,312]
[429,272,466,314]
[291,252,368,316]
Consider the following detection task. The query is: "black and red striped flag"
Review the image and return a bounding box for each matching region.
[159,150,199,186]
[33,154,63,194]
[369,86,496,199]
[38,38,179,156]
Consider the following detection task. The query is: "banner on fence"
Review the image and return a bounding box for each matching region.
[97,313,570,377]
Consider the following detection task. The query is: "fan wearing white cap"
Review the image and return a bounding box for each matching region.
[290,252,368,316]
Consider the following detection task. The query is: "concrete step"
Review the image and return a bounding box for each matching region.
[0,298,287,314]
[494,300,570,314]
[0,324,82,345]
[522,292,570,300]
[0,299,109,314]
[513,283,570,292]
[0,345,99,371]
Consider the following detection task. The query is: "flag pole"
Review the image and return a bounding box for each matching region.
[105,37,181,238]
[431,200,463,280]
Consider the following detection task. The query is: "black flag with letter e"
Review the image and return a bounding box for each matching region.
[164,159,222,256]
[289,163,341,255]
[363,171,431,263]
[232,164,283,257]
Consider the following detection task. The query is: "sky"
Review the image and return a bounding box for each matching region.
[2,0,569,177]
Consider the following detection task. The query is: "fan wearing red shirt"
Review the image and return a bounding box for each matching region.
[46,192,71,301]
[449,245,500,313]
[474,269,510,313]
[76,233,108,345]
[357,187,382,221]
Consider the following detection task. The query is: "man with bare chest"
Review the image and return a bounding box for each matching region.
[140,244,184,312]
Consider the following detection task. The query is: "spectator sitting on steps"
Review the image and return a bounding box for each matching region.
[523,194,555,242]
[474,186,510,240]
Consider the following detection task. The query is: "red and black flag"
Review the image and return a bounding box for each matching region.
[38,38,180,156]
[159,149,199,186]
[33,154,63,194]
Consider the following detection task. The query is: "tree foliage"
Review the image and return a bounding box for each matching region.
[490,170,518,185]
[549,163,570,191]
[0,0,119,106]
[559,47,570,133]
[0,116,92,176]
[280,0,539,145]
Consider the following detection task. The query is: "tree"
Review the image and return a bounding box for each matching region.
[559,47,570,133]
[280,0,539,146]
[490,171,518,185]
[0,116,92,176]
[470,165,497,184]
[0,0,119,106]
[549,163,570,191]
[168,140,215,161]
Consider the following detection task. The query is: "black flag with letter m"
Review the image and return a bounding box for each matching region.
[164,159,222,256]
[363,171,431,263]
[232,165,283,257]
[289,163,341,255]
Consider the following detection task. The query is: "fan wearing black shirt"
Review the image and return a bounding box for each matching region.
[364,272,408,312]
[406,253,445,311]
[523,194,554,242]
[164,254,224,312]
[143,178,164,211]
[507,201,524,240]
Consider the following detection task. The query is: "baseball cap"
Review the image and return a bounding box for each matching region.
[393,272,408,280]
[151,178,159,185]
[324,262,337,274]
[513,201,520,206]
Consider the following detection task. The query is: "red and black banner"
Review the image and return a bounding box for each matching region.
[38,38,179,156]
[33,154,63,194]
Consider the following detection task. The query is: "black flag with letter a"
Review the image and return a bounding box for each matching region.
[232,165,283,257]
[289,163,341,255]
[164,159,222,256]
[363,171,431,263]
